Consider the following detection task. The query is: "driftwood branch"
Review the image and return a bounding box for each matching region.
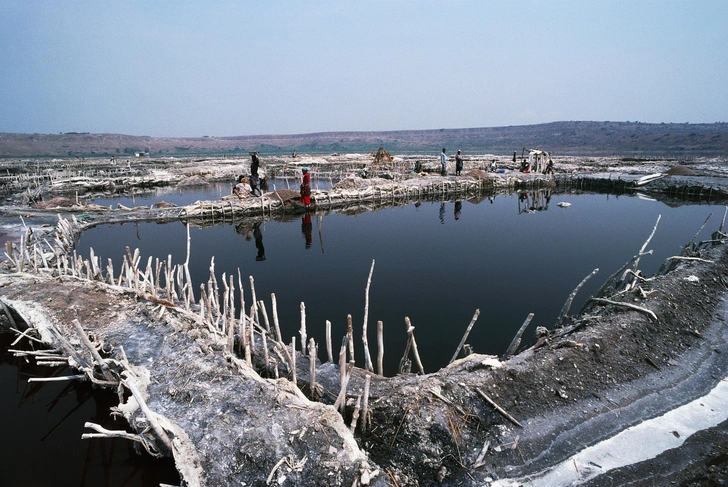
[28,374,86,383]
[557,268,599,327]
[82,422,145,444]
[589,297,657,321]
[70,319,115,382]
[665,256,714,264]
[122,374,174,454]
[475,387,523,428]
[688,212,712,248]
[632,215,661,272]
[430,388,468,417]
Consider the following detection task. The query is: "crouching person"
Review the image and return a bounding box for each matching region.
[233,175,252,198]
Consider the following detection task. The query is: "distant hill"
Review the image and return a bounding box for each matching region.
[1,121,726,158]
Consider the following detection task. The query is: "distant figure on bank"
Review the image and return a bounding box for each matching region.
[490,159,497,172]
[455,149,463,176]
[300,167,311,208]
[250,151,260,177]
[513,151,517,164]
[440,148,447,175]
[545,159,554,174]
[233,175,252,198]
[292,150,297,158]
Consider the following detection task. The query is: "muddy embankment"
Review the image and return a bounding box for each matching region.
[1,154,728,486]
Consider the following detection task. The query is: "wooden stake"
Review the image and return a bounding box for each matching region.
[404,317,425,375]
[326,320,333,363]
[271,293,282,343]
[261,330,269,377]
[449,309,480,364]
[258,300,271,333]
[300,302,307,356]
[249,276,259,326]
[362,259,375,372]
[334,336,348,412]
[347,314,354,365]
[248,305,256,354]
[377,320,384,376]
[308,338,316,395]
[350,389,363,433]
[503,313,534,360]
[290,336,297,386]
[360,374,371,434]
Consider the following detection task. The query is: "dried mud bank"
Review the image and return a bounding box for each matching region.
[2,154,728,486]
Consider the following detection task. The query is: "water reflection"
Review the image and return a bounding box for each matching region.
[76,192,721,376]
[235,221,267,261]
[254,222,266,261]
[518,189,552,213]
[302,213,313,249]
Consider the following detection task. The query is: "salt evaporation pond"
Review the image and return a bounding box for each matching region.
[3,190,721,486]
[77,191,721,376]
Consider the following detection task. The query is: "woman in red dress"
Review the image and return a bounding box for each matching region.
[300,167,311,208]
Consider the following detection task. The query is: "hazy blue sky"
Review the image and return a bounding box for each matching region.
[1,1,726,137]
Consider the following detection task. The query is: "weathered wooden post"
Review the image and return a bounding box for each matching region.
[362,259,375,372]
[449,309,480,364]
[308,338,316,395]
[299,302,307,356]
[503,313,534,360]
[377,321,384,376]
[326,320,333,363]
[347,314,354,365]
[271,293,282,343]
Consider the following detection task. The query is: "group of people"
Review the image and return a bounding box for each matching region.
[438,148,465,176]
[233,152,312,211]
[233,151,266,198]
[439,148,554,175]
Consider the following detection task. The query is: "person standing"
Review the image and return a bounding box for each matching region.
[249,151,261,194]
[440,148,447,175]
[300,167,311,208]
[455,149,463,176]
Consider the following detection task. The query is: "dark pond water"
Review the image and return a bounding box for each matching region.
[0,333,180,487]
[76,191,721,376]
